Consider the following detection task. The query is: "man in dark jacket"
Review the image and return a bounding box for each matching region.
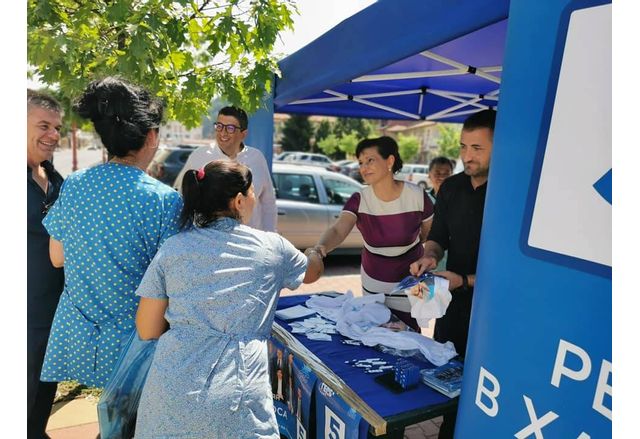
[411,109,497,439]
[27,89,65,438]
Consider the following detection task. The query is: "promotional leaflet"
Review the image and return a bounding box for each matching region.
[269,337,317,439]
[315,379,363,439]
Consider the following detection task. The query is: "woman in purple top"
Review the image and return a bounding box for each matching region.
[310,136,434,331]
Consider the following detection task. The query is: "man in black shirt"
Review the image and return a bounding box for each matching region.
[27,89,65,439]
[410,109,496,439]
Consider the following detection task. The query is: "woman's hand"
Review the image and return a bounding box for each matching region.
[409,255,437,276]
[302,248,324,284]
[305,245,327,258]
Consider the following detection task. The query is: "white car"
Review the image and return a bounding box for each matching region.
[273,163,363,254]
[396,163,430,189]
[282,152,335,169]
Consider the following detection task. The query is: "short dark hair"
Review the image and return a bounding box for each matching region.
[428,156,454,172]
[218,106,248,130]
[73,77,164,157]
[27,89,63,115]
[462,109,496,133]
[355,136,403,173]
[180,160,253,229]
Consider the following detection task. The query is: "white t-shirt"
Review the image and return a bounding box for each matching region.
[175,143,277,231]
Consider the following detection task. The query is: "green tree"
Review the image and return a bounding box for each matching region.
[281,115,313,152]
[338,131,359,157]
[333,117,375,139]
[316,133,339,156]
[27,0,296,128]
[437,123,462,158]
[314,119,332,143]
[397,134,420,163]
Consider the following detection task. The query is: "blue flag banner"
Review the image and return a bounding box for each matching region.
[457,1,612,437]
[315,379,363,439]
[269,337,317,439]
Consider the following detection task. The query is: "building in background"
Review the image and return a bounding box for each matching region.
[380,120,443,163]
[160,121,206,145]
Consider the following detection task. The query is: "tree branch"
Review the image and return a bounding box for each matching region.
[189,0,212,20]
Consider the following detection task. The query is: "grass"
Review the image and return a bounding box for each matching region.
[55,380,103,404]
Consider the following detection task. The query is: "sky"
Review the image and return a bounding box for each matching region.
[274,0,375,56]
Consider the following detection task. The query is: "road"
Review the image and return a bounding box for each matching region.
[53,147,106,178]
[321,254,360,276]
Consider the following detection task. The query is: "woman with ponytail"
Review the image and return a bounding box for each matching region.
[133,160,323,438]
[40,77,183,389]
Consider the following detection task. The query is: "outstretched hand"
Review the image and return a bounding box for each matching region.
[305,244,327,258]
[409,256,437,277]
[302,246,325,283]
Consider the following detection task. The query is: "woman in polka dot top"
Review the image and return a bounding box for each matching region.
[41,77,183,388]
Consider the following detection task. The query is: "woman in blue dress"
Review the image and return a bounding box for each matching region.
[134,160,324,438]
[41,77,183,388]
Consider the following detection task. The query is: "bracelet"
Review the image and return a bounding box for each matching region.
[306,248,324,259]
[461,274,469,290]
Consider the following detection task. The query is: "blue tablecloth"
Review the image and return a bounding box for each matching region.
[275,294,453,422]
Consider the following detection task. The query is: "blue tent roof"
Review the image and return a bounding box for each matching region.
[273,0,510,122]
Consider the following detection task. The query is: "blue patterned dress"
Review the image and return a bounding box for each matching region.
[41,163,183,387]
[134,218,307,439]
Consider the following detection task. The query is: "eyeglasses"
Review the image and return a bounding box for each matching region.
[214,122,243,134]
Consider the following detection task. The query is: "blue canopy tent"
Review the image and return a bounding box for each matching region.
[247,0,612,437]
[274,9,507,122]
[246,0,510,165]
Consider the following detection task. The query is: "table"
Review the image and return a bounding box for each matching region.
[272,294,459,438]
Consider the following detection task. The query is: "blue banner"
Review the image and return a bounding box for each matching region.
[315,380,362,439]
[457,1,611,437]
[269,337,317,439]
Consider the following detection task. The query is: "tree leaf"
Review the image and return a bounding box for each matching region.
[28,0,297,125]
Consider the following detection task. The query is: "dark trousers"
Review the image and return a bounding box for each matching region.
[433,290,472,439]
[433,291,472,357]
[28,327,57,439]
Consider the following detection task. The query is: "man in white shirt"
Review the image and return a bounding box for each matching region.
[174,106,277,231]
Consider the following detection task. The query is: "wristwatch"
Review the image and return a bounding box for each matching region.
[461,274,469,291]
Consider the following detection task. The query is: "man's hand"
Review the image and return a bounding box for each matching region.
[409,255,438,276]
[433,271,464,290]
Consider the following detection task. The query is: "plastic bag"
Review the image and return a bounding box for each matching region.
[390,273,452,328]
[97,330,157,439]
[390,272,438,299]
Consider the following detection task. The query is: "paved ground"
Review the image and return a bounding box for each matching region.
[45,271,442,438]
[53,147,105,178]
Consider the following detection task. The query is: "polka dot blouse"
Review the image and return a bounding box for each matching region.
[41,162,183,387]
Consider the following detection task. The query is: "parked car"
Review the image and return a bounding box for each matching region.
[343,161,364,183]
[329,159,356,174]
[147,144,199,186]
[396,163,430,189]
[273,163,363,254]
[274,151,300,162]
[282,152,336,169]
